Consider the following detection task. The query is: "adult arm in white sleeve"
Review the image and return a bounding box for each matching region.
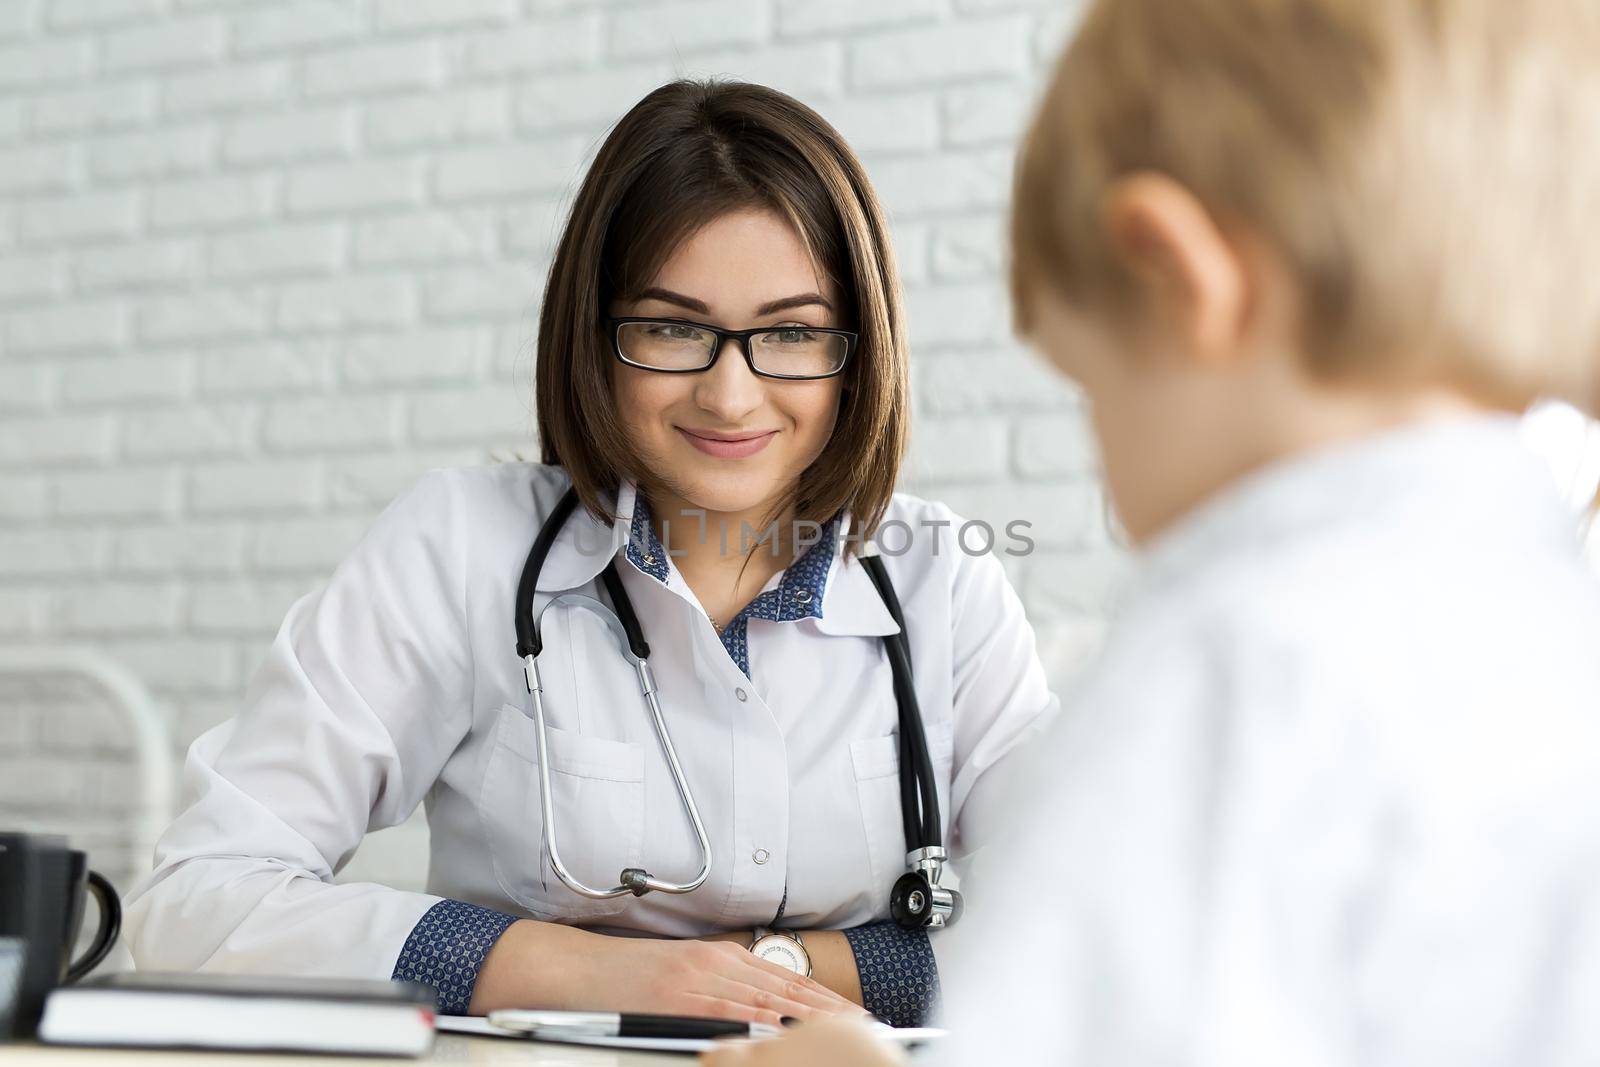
[942,526,1062,861]
[125,471,483,984]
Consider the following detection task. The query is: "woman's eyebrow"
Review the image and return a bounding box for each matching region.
[756,293,833,316]
[634,287,710,313]
[631,288,833,317]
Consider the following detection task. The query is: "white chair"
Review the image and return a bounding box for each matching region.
[0,648,176,974]
[0,647,175,879]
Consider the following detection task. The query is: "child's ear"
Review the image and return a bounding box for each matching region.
[1101,173,1248,367]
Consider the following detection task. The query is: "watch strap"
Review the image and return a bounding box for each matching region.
[751,925,803,947]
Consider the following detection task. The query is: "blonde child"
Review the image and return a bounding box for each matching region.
[711,1,1600,1064]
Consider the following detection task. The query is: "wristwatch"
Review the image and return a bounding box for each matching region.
[749,926,811,977]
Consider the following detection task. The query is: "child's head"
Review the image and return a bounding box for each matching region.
[1012,0,1600,542]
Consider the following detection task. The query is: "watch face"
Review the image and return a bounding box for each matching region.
[751,933,810,976]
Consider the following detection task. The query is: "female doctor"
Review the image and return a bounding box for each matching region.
[125,80,1056,1029]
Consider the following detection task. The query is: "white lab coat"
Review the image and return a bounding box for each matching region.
[933,416,1600,1067]
[125,462,1057,980]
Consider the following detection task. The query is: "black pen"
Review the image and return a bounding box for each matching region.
[487,1009,781,1041]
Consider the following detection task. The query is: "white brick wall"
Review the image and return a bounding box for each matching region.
[0,0,1114,887]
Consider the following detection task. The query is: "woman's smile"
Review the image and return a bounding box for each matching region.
[677,425,780,459]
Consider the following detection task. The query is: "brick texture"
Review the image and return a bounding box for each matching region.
[0,0,1114,890]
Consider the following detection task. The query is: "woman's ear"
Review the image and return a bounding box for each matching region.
[1100,173,1249,367]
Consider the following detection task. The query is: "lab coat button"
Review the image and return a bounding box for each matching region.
[735,687,748,702]
[752,849,770,865]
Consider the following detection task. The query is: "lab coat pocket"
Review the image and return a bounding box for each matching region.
[479,702,646,922]
[849,721,955,898]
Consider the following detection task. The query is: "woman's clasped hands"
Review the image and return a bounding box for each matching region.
[469,920,863,1029]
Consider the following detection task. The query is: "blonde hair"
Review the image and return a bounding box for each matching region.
[1013,0,1600,413]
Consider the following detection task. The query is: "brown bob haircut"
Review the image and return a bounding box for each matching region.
[535,79,908,547]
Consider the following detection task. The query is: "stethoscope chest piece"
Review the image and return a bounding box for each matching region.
[890,846,963,929]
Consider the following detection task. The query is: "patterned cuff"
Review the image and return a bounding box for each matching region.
[391,899,519,1015]
[841,921,941,1027]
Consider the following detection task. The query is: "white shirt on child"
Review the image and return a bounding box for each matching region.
[934,415,1600,1067]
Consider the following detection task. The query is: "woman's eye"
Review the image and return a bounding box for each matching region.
[646,324,700,340]
[771,329,819,344]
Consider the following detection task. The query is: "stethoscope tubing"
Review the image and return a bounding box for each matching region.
[859,553,942,850]
[525,588,710,898]
[514,483,944,904]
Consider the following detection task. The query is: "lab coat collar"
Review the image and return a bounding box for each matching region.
[814,517,902,638]
[534,477,901,638]
[530,478,639,592]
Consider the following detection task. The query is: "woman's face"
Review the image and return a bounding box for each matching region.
[609,207,846,519]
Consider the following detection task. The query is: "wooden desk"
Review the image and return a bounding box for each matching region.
[0,1034,688,1066]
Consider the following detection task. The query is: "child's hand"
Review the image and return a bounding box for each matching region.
[700,1017,907,1067]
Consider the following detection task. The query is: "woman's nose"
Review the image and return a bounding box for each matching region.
[693,337,765,421]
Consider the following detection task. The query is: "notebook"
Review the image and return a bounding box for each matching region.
[38,972,436,1058]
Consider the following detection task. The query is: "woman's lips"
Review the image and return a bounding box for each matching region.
[677,427,778,459]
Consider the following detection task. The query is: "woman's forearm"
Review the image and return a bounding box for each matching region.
[799,931,865,1006]
[468,918,598,1015]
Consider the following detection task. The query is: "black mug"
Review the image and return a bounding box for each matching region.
[0,833,122,1038]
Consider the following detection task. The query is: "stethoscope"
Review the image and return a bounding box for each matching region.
[513,484,962,930]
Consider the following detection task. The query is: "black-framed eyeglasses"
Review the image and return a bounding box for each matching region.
[606,317,857,381]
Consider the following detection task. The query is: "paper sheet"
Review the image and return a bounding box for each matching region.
[435,1015,947,1054]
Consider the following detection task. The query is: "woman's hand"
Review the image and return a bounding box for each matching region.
[470,920,863,1027]
[697,929,865,1007]
[701,1017,906,1067]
